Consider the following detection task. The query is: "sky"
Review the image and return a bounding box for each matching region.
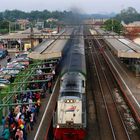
[0,0,140,14]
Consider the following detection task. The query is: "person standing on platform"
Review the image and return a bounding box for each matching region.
[48,81,52,94]
[2,124,10,140]
[51,69,55,81]
[7,55,11,63]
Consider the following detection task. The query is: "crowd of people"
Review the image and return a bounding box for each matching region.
[1,60,57,140]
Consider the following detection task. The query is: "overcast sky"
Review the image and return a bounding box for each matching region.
[1,0,140,14]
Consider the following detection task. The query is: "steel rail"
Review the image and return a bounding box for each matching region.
[92,37,130,140]
[87,39,116,140]
[95,39,130,140]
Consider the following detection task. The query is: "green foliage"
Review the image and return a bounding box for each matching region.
[0,10,74,22]
[104,19,123,34]
[115,7,140,24]
[3,10,27,21]
[0,20,9,34]
[44,21,57,28]
[0,20,9,28]
[0,29,8,34]
[0,10,80,34]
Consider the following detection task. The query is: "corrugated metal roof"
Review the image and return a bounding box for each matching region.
[106,38,140,58]
[28,29,73,60]
[0,33,29,39]
[119,39,140,53]
[91,28,140,59]
[33,40,55,53]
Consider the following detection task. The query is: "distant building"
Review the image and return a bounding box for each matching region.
[46,18,58,23]
[133,38,140,45]
[128,21,140,26]
[0,31,40,51]
[123,21,140,37]
[16,19,30,30]
[123,21,140,34]
[35,21,44,29]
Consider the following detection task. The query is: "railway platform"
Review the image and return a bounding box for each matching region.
[105,51,140,116]
[114,55,140,103]
[100,41,140,125]
[27,93,51,139]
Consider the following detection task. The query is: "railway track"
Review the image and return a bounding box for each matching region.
[86,39,130,140]
[85,25,138,139]
[85,41,100,140]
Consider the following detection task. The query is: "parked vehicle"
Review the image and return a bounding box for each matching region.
[12,58,29,67]
[0,50,8,59]
[0,78,10,84]
[7,62,25,70]
[0,67,11,79]
[0,68,20,77]
[0,78,10,88]
[16,53,28,58]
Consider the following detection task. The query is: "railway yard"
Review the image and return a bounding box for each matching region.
[85,29,140,140]
[0,25,140,140]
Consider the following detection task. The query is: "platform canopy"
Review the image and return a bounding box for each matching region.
[91,28,140,59]
[105,38,140,58]
[28,28,73,60]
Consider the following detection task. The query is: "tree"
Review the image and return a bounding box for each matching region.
[104,19,123,34]
[0,20,9,34]
[0,9,83,34]
[115,7,140,24]
[121,7,137,15]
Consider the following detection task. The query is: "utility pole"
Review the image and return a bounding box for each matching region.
[9,21,11,34]
[15,22,16,32]
[112,19,114,32]
[30,23,34,49]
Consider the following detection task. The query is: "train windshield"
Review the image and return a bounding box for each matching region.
[61,92,81,98]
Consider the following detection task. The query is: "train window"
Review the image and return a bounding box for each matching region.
[82,80,84,87]
[66,83,76,87]
[61,92,80,97]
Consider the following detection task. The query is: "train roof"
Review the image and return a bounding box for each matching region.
[61,32,86,77]
[61,53,86,76]
[60,73,82,93]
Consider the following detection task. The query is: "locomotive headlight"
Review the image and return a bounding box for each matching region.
[65,99,76,103]
[70,100,73,103]
[65,99,70,103]
[57,125,60,128]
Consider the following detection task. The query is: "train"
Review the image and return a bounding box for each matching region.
[53,27,87,140]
